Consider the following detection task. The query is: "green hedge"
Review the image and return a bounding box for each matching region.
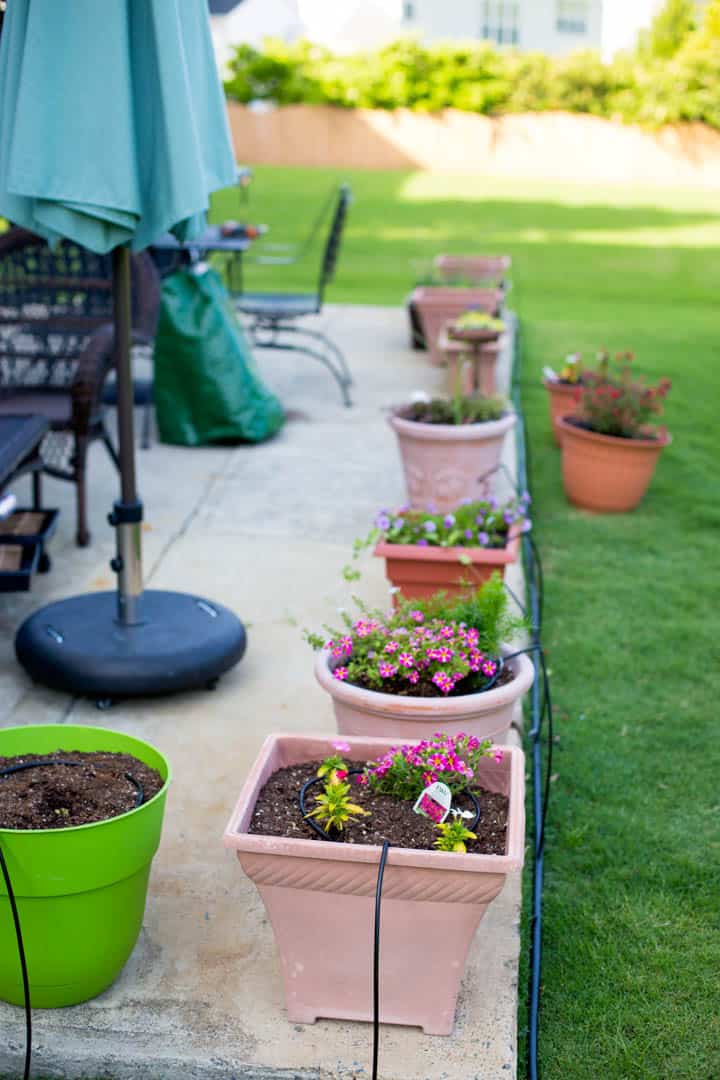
[224,6,720,130]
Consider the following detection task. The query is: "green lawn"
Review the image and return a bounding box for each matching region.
[214,167,720,1079]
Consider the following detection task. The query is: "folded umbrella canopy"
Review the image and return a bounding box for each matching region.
[0,0,247,697]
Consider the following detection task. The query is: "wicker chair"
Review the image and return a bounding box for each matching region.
[0,228,159,545]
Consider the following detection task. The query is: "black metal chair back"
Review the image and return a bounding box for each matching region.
[316,184,351,304]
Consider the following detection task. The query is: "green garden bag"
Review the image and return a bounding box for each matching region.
[154,265,284,445]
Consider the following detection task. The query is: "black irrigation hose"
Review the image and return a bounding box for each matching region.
[0,842,31,1080]
[299,772,482,1078]
[373,841,390,1080]
[511,314,552,1080]
[0,759,147,1080]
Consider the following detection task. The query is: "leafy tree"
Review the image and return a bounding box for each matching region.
[637,0,696,59]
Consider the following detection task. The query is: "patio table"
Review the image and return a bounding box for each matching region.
[0,414,48,502]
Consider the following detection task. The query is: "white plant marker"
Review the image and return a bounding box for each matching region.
[413,781,452,825]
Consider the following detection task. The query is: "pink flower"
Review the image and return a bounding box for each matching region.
[384,640,400,654]
[335,769,348,781]
[378,661,397,678]
[355,773,368,785]
[407,670,420,684]
[410,610,424,622]
[333,740,351,752]
[493,749,504,764]
[340,635,353,655]
[333,666,349,681]
[398,652,414,667]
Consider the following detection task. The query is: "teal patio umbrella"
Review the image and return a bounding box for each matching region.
[0,0,247,697]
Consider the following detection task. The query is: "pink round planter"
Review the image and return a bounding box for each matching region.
[434,254,511,283]
[223,732,525,1035]
[389,409,517,512]
[314,645,534,742]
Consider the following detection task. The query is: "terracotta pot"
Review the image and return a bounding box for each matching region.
[434,254,511,284]
[558,417,671,512]
[314,645,534,742]
[223,732,525,1035]
[411,286,503,366]
[374,529,521,603]
[542,378,583,446]
[389,409,517,511]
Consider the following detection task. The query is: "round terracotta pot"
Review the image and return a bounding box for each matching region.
[542,378,583,446]
[389,409,517,512]
[558,417,671,512]
[314,645,535,742]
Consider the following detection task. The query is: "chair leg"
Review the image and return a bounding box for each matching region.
[251,329,352,407]
[141,399,153,450]
[32,469,42,510]
[74,436,91,547]
[101,424,121,472]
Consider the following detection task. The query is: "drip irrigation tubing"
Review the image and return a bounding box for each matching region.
[0,761,147,1080]
[511,312,551,1080]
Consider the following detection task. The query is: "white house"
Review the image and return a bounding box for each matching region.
[209,0,700,67]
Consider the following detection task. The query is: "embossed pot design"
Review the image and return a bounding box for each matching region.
[389,409,517,512]
[223,733,525,1036]
[315,645,534,743]
[558,417,671,512]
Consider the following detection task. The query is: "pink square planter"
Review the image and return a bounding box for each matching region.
[314,645,534,743]
[223,733,525,1035]
[433,254,511,284]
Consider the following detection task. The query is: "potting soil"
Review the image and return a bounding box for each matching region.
[0,750,164,829]
[249,761,509,855]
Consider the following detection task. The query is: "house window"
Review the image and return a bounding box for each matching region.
[403,1,415,21]
[556,0,589,34]
[480,1,520,46]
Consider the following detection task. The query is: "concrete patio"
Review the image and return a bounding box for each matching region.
[0,304,524,1080]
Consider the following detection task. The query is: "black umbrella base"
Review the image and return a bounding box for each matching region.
[15,590,247,700]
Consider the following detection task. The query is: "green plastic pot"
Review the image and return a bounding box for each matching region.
[0,724,170,1008]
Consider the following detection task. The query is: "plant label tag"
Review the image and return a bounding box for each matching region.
[413,781,451,825]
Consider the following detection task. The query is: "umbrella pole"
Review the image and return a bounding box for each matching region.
[111,246,144,626]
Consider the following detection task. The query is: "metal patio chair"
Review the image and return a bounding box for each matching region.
[233,183,353,407]
[0,227,159,545]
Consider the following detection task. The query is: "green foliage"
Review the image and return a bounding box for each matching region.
[422,571,527,656]
[434,814,478,853]
[578,350,672,438]
[638,0,696,59]
[399,394,507,425]
[306,778,368,832]
[222,26,720,130]
[360,495,529,551]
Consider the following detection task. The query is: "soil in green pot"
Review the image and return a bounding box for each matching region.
[249,761,509,855]
[0,750,164,829]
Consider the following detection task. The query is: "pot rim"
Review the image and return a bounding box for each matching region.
[223,732,525,871]
[0,723,171,836]
[389,409,516,442]
[557,416,672,449]
[314,643,534,719]
[373,528,521,566]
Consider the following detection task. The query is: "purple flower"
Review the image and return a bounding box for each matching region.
[392,518,404,530]
[375,511,391,530]
[478,531,489,546]
[425,501,437,512]
[487,496,498,510]
[503,509,516,525]
[475,512,485,525]
[464,528,474,540]
[424,520,437,533]
[417,538,429,546]
[443,513,456,528]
